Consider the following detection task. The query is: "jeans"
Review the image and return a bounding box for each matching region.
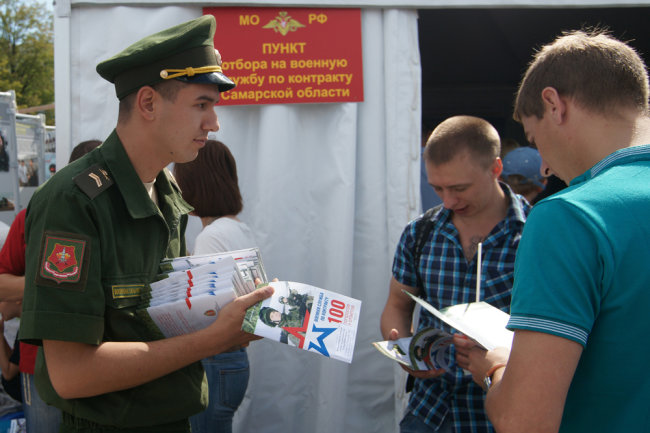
[21,372,62,433]
[400,412,452,433]
[189,349,249,433]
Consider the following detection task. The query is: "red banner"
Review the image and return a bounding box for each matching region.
[203,7,364,106]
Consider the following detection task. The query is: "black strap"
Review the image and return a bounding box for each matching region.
[406,204,443,393]
[413,204,443,290]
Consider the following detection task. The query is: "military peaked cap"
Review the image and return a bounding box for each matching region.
[96,15,235,100]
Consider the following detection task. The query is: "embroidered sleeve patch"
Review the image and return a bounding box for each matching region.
[38,232,90,288]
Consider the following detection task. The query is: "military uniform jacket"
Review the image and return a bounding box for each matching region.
[20,130,207,428]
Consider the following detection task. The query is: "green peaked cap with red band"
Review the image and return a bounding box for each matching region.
[96,15,235,100]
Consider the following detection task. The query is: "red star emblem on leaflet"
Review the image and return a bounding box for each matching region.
[282,310,311,349]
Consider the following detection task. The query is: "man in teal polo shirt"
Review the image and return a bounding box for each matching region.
[454,30,650,433]
[20,15,273,432]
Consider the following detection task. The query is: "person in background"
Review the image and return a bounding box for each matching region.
[175,140,256,256]
[68,140,102,163]
[18,160,28,186]
[420,125,443,211]
[174,139,256,433]
[0,133,9,172]
[0,140,101,432]
[530,172,566,204]
[499,137,520,160]
[455,29,650,433]
[26,159,38,186]
[500,146,547,204]
[381,115,530,433]
[19,16,272,432]
[0,300,23,402]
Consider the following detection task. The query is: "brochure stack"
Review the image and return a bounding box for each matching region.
[140,248,361,363]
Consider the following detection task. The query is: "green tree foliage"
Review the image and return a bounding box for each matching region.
[0,0,54,122]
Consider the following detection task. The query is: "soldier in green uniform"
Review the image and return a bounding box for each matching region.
[278,288,311,312]
[19,15,273,433]
[259,297,313,329]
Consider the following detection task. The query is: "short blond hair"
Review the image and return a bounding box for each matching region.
[424,115,500,169]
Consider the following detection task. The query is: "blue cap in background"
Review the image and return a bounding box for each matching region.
[502,147,545,188]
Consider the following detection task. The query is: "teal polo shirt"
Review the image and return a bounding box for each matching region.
[21,130,206,429]
[509,145,650,432]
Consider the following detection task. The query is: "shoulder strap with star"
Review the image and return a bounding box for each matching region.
[73,164,114,199]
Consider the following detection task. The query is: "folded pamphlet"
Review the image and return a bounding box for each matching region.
[373,327,454,371]
[373,291,513,370]
[242,281,361,363]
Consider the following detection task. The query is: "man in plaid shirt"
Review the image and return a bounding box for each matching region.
[381,115,530,433]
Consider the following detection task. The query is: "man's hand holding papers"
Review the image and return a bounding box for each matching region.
[140,248,361,363]
[373,291,513,374]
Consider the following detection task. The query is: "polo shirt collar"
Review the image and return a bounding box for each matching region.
[572,144,650,186]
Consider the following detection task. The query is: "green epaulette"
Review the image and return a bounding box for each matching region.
[73,164,114,199]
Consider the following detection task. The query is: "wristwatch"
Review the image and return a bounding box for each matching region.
[483,363,506,390]
[483,376,492,390]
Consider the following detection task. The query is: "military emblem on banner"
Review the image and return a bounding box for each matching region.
[262,11,305,36]
[40,234,87,284]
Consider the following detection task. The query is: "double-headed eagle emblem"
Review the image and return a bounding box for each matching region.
[262,12,305,36]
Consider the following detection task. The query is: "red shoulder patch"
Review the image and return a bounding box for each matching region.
[40,234,87,284]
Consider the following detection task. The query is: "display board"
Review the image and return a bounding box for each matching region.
[0,94,49,225]
[0,92,19,225]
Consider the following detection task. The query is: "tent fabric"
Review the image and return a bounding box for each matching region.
[64,0,650,8]
[60,5,421,432]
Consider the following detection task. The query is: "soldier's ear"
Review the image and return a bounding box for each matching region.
[135,86,156,121]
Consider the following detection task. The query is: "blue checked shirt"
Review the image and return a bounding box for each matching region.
[392,183,530,433]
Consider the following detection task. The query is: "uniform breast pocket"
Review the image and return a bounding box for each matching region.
[103,282,154,341]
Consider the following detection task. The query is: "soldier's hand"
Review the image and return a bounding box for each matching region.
[210,284,274,350]
[254,277,279,288]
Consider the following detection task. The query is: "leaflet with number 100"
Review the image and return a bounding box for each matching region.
[243,281,361,363]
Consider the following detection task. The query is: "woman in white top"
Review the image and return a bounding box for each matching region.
[174,140,256,433]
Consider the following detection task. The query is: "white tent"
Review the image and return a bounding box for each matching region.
[53,1,649,432]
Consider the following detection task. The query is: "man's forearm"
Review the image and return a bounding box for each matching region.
[0,274,24,302]
[44,326,220,399]
[380,278,418,339]
[380,303,413,339]
[0,336,13,374]
[482,332,582,433]
[44,285,272,399]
